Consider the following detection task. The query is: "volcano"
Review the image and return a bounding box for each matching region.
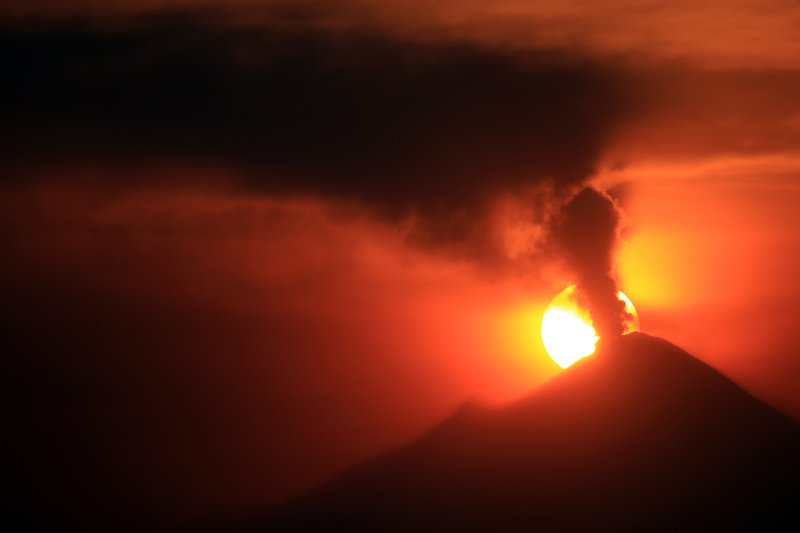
[247,333,798,531]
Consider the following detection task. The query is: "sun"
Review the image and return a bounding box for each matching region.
[541,285,640,369]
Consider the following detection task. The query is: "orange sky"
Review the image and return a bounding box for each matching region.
[3,0,800,526]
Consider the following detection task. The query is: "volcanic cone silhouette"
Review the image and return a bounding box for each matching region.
[250,333,799,532]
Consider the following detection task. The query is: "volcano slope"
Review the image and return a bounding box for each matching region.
[250,333,799,531]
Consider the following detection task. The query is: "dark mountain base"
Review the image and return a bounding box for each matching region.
[250,333,799,531]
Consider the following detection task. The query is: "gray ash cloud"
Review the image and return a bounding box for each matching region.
[0,12,637,262]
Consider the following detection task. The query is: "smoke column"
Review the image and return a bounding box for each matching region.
[552,187,628,340]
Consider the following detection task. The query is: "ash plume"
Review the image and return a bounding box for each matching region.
[551,187,628,340]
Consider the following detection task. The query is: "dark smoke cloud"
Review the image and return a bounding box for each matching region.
[0,12,636,261]
[551,187,628,339]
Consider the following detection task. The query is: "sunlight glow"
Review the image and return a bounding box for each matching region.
[541,285,639,369]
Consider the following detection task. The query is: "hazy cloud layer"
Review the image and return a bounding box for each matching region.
[3,5,800,266]
[3,1,800,68]
[0,14,639,265]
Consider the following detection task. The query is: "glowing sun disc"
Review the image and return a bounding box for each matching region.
[541,285,639,369]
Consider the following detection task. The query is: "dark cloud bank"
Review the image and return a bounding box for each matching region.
[0,13,637,256]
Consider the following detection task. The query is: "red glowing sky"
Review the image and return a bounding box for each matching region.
[3,0,800,525]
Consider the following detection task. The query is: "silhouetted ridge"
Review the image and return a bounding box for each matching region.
[250,333,799,532]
